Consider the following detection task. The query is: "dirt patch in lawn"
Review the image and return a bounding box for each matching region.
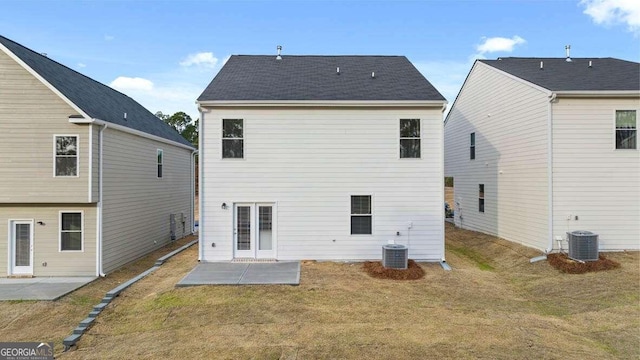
[363,260,425,280]
[547,253,621,274]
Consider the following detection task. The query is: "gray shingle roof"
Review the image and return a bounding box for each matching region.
[198,55,446,101]
[0,35,192,147]
[480,57,640,91]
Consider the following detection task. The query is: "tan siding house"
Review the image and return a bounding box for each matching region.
[0,35,195,277]
[445,57,639,253]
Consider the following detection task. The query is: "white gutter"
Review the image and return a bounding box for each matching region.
[69,118,195,151]
[197,100,447,108]
[198,109,205,262]
[553,90,639,98]
[96,123,108,277]
[191,149,198,234]
[546,93,557,254]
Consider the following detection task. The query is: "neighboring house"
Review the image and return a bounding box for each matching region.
[196,54,447,261]
[0,35,196,277]
[444,56,639,253]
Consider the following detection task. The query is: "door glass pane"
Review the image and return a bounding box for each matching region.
[258,206,272,251]
[15,224,30,267]
[237,206,251,250]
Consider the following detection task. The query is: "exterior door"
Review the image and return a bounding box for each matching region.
[9,220,33,275]
[233,204,276,259]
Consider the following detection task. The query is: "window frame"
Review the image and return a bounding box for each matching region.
[53,135,79,178]
[157,149,164,178]
[478,184,485,213]
[470,132,476,160]
[222,118,244,159]
[59,211,84,252]
[350,195,373,235]
[614,109,637,150]
[399,118,421,159]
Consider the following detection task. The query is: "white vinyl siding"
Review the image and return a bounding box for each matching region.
[0,50,90,203]
[202,107,444,261]
[552,98,640,251]
[444,62,549,250]
[101,128,193,273]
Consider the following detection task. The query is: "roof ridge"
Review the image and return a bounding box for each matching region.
[233,54,406,57]
[0,34,137,105]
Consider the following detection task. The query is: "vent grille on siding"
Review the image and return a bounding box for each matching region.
[567,231,599,261]
[382,244,408,269]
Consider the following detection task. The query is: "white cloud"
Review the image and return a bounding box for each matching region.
[77,63,86,68]
[179,52,218,68]
[104,35,115,41]
[476,36,526,56]
[110,76,154,92]
[581,0,640,35]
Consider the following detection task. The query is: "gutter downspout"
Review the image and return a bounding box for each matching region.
[97,123,108,277]
[546,93,556,254]
[198,109,204,262]
[191,150,198,234]
[531,92,556,263]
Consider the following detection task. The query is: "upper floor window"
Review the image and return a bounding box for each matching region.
[470,132,476,160]
[616,110,637,150]
[157,149,163,178]
[60,211,83,251]
[400,119,420,158]
[55,135,78,177]
[351,195,372,235]
[223,119,244,158]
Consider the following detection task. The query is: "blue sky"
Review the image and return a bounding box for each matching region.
[2,0,639,119]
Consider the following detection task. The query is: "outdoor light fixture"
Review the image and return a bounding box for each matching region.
[221,203,228,210]
[37,221,45,226]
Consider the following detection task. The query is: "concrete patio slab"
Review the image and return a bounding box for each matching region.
[177,262,300,286]
[0,277,96,301]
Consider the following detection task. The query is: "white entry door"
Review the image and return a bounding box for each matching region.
[234,203,276,259]
[9,220,34,275]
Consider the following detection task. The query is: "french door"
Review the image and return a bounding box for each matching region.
[9,220,34,275]
[234,203,276,259]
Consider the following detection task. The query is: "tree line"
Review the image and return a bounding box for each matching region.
[155,111,198,147]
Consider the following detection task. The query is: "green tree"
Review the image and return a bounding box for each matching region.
[155,111,198,147]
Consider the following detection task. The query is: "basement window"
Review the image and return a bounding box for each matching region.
[615,110,637,150]
[479,184,485,213]
[351,195,372,235]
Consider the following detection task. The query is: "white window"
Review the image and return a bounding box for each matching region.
[223,119,244,158]
[54,135,78,177]
[60,211,83,251]
[351,195,372,235]
[616,110,637,150]
[157,149,163,178]
[479,184,485,213]
[470,132,476,160]
[400,119,420,158]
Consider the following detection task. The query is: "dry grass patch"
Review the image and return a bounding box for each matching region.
[363,259,425,280]
[0,235,197,356]
[548,253,621,274]
[57,223,640,359]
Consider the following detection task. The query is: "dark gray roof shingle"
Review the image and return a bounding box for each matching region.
[0,35,192,147]
[480,57,640,91]
[198,55,446,101]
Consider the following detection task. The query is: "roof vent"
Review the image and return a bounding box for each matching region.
[123,112,127,121]
[540,61,544,70]
[41,53,47,57]
[588,60,592,68]
[337,67,340,75]
[371,71,375,78]
[565,45,572,62]
[276,45,282,60]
